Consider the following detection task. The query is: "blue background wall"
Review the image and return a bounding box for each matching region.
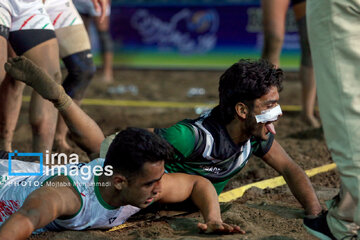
[89,0,301,70]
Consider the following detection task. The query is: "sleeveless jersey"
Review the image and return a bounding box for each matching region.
[0,158,139,233]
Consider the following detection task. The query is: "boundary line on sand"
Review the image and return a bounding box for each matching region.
[108,163,336,232]
[218,163,336,202]
[22,96,325,231]
[22,96,302,111]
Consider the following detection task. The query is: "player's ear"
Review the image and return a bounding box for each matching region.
[235,102,248,119]
[112,174,128,190]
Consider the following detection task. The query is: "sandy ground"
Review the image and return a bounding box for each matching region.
[11,69,339,239]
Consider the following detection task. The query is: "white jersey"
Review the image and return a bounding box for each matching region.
[43,0,83,30]
[0,0,54,32]
[0,158,140,233]
[73,0,111,17]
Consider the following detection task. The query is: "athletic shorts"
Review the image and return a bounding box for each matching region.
[43,0,84,30]
[0,0,54,34]
[0,0,56,55]
[291,0,306,5]
[73,0,111,17]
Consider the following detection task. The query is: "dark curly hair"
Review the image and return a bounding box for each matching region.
[211,59,283,124]
[104,127,174,180]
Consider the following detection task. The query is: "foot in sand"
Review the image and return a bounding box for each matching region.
[301,114,321,128]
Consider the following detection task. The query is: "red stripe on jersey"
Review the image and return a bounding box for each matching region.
[53,12,63,26]
[20,14,36,30]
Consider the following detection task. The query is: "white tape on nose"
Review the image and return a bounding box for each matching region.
[255,105,282,123]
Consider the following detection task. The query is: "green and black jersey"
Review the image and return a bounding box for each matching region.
[154,113,274,194]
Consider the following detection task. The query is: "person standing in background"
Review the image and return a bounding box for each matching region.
[0,0,107,152]
[305,0,360,239]
[0,0,62,153]
[261,0,319,128]
[74,0,114,83]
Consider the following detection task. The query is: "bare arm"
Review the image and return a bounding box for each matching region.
[61,101,105,156]
[0,176,81,240]
[156,173,244,234]
[91,0,109,22]
[261,140,322,216]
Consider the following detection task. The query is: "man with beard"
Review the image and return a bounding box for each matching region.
[5,57,323,220]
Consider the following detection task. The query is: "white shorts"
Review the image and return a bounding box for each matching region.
[73,0,111,17]
[43,0,84,30]
[0,0,54,32]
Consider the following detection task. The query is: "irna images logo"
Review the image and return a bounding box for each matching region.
[7,150,113,179]
[8,150,43,176]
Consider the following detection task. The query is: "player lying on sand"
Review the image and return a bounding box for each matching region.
[3,56,323,229]
[102,59,323,219]
[0,57,244,239]
[0,127,242,239]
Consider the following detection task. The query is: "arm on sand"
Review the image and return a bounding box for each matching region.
[156,173,245,234]
[0,176,81,240]
[261,139,322,216]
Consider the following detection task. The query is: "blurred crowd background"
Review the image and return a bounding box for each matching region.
[90,0,300,70]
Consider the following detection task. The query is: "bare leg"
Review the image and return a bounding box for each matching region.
[94,15,113,83]
[0,36,8,85]
[54,115,72,151]
[299,65,319,127]
[0,73,25,152]
[22,39,62,153]
[0,45,25,152]
[54,23,95,151]
[54,99,81,151]
[5,56,104,155]
[101,51,113,83]
[261,0,290,66]
[293,2,320,127]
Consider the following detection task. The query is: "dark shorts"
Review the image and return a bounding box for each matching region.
[8,29,56,56]
[0,25,9,39]
[291,0,305,6]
